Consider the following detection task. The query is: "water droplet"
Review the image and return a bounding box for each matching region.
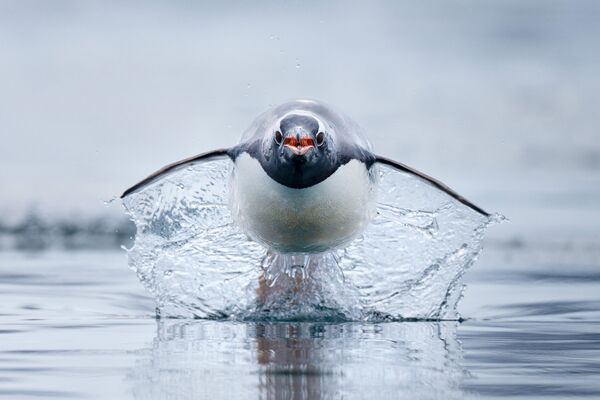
[176,183,185,190]
[295,58,301,69]
[490,213,509,225]
[246,83,251,89]
[164,269,174,277]
[103,196,117,206]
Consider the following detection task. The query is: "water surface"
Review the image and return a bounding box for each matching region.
[1,245,599,399]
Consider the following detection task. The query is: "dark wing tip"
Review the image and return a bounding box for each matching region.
[120,184,139,199]
[120,148,231,199]
[373,155,490,217]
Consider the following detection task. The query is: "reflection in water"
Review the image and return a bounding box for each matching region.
[130,320,473,399]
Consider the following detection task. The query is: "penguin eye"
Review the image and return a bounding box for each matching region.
[316,131,325,146]
[274,131,283,145]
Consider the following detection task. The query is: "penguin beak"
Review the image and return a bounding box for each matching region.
[283,135,315,156]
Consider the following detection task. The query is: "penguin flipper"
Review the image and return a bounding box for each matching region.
[121,149,231,198]
[373,156,489,217]
[332,158,492,320]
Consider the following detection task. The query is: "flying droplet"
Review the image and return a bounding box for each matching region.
[103,196,117,206]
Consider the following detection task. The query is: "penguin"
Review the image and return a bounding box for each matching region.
[122,99,488,254]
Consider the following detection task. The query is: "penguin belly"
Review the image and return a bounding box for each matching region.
[231,153,375,253]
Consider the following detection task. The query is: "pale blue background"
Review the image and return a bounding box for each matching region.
[1,1,598,249]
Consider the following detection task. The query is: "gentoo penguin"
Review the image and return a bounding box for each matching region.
[122,99,488,254]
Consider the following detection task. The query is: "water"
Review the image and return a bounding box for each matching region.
[1,243,599,399]
[121,156,495,321]
[1,171,600,398]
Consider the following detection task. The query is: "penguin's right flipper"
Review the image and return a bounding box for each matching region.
[334,158,492,320]
[121,149,231,198]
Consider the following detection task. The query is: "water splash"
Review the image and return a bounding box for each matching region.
[122,159,497,321]
[103,196,118,207]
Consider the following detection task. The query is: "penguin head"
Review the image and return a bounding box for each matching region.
[260,112,340,189]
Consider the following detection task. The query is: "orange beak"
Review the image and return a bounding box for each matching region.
[283,135,315,156]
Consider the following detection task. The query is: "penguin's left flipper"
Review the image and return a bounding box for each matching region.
[373,155,490,217]
[121,149,231,198]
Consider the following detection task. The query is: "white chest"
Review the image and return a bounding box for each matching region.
[231,154,375,253]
